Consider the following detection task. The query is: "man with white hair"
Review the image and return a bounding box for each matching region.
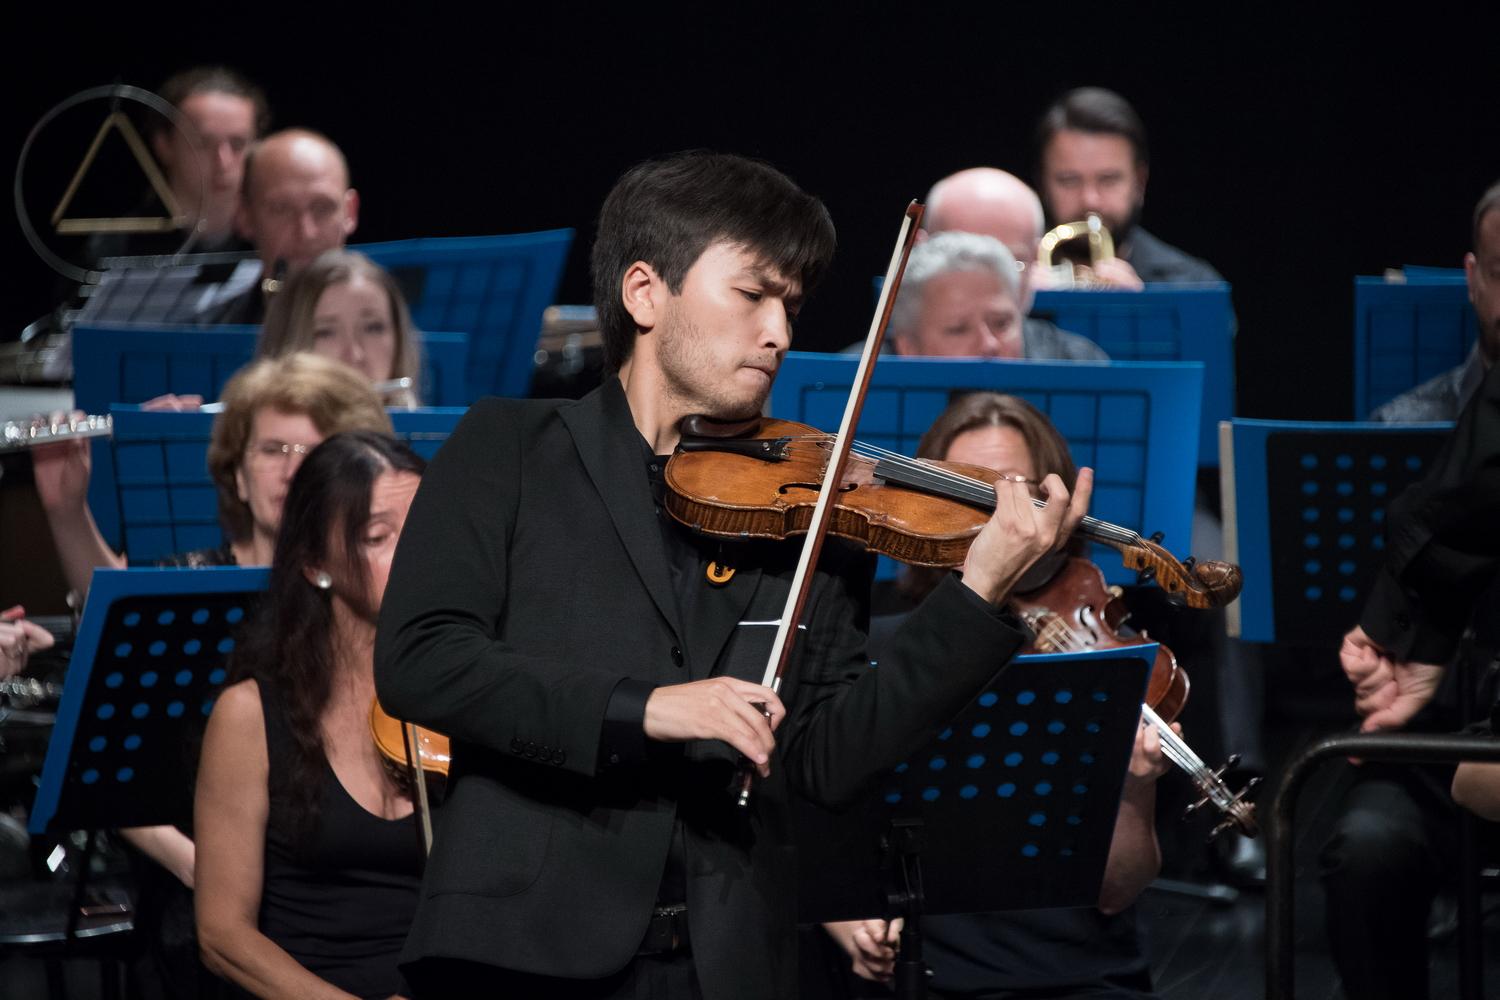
[888,231,1107,360]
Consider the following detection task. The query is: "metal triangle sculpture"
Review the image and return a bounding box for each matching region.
[51,109,185,235]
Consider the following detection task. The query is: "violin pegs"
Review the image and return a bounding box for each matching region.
[1149,531,1165,545]
[1212,754,1241,779]
[1208,818,1235,841]
[1136,566,1158,586]
[1182,556,1197,571]
[1183,797,1208,818]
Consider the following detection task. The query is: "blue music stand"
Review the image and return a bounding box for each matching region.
[1032,284,1234,467]
[797,647,1154,922]
[29,567,270,836]
[357,229,573,402]
[769,354,1202,587]
[1398,265,1466,283]
[1219,418,1453,643]
[1352,277,1475,417]
[73,324,470,547]
[104,407,469,565]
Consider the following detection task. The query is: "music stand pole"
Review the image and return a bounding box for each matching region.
[887,818,928,1000]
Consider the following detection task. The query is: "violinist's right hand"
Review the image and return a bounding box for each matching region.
[960,469,1093,606]
[643,677,786,778]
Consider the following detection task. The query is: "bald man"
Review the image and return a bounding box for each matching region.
[184,128,360,325]
[917,170,1106,360]
[925,168,1044,290]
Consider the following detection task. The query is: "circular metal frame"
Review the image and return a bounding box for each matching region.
[14,84,208,283]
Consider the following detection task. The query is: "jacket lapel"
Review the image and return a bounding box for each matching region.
[686,553,765,681]
[559,379,684,642]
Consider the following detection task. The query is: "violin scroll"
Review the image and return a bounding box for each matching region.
[1113,538,1242,610]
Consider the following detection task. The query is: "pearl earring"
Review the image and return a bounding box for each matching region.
[315,571,332,590]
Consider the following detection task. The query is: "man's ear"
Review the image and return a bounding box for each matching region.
[1134,162,1150,204]
[1465,251,1478,304]
[621,261,662,333]
[342,188,360,237]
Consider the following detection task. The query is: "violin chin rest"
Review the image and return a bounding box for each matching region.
[1191,560,1244,604]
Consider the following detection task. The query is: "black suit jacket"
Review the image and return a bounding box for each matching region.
[374,379,1027,998]
[1360,358,1500,663]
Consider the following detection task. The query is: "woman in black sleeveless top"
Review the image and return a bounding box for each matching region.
[194,431,427,999]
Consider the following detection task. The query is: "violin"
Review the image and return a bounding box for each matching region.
[666,417,1243,610]
[370,701,449,854]
[1010,557,1259,838]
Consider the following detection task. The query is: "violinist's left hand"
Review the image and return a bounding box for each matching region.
[1126,716,1177,787]
[960,469,1093,606]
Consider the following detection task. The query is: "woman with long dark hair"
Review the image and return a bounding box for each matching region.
[194,431,426,999]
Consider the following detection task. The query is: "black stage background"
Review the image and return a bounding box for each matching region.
[5,6,1498,421]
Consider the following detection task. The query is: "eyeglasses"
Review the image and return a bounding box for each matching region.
[247,440,313,465]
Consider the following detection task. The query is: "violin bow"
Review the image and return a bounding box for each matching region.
[737,201,924,807]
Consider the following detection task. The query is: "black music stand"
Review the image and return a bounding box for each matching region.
[28,567,269,942]
[796,648,1154,999]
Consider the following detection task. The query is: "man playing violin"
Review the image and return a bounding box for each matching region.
[375,151,1092,998]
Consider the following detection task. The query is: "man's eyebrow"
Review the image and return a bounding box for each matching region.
[739,265,802,302]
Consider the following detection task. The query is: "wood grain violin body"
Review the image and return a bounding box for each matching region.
[666,418,988,568]
[1010,558,1188,722]
[666,417,1243,610]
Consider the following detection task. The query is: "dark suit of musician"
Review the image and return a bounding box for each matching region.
[374,379,1029,998]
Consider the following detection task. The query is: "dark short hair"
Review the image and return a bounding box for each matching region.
[1035,87,1149,171]
[1473,181,1500,251]
[590,151,837,371]
[156,65,271,139]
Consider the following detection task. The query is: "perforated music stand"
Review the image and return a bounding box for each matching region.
[29,567,270,838]
[796,647,1154,925]
[1219,419,1452,643]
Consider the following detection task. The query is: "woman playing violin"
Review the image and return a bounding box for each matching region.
[825,392,1174,1000]
[195,431,426,1000]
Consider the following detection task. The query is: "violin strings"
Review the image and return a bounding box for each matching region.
[842,439,1141,547]
[774,434,1144,549]
[1141,703,1216,783]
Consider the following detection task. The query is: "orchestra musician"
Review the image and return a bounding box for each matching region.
[258,249,426,407]
[32,353,391,600]
[195,431,427,1000]
[29,355,392,999]
[822,393,1173,1000]
[1323,222,1500,999]
[374,150,1093,998]
[177,128,360,326]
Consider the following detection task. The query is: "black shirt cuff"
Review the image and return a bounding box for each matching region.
[600,677,657,768]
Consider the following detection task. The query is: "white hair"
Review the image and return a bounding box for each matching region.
[889,232,1021,339]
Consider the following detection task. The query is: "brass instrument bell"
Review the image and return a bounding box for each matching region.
[1037,213,1116,287]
